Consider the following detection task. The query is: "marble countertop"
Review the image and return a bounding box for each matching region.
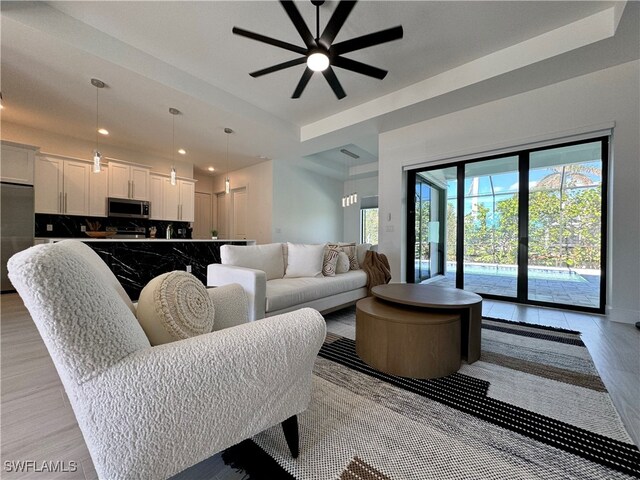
[36,238,255,243]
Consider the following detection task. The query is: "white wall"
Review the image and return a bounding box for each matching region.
[211,160,273,245]
[343,175,378,243]
[272,159,344,244]
[379,60,640,324]
[0,121,193,178]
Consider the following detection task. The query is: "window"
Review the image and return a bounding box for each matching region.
[360,207,378,244]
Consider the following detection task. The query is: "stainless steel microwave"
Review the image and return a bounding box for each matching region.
[107,197,150,219]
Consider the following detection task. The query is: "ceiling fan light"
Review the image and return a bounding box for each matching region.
[307,52,329,72]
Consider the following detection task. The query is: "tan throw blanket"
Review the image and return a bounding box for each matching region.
[362,250,392,293]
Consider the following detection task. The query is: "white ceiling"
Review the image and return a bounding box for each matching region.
[1,1,637,177]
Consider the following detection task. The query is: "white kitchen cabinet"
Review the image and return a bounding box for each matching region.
[34,156,90,215]
[148,174,164,220]
[89,166,108,217]
[1,142,37,185]
[179,180,195,222]
[162,178,181,221]
[149,176,195,221]
[63,160,91,215]
[34,156,63,214]
[108,161,149,200]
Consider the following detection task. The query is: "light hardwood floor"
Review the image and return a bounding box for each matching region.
[1,293,638,479]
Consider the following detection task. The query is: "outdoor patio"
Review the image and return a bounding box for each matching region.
[429,269,600,308]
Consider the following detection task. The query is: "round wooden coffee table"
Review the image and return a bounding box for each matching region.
[371,284,483,364]
[356,296,461,379]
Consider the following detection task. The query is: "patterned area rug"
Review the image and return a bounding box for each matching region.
[223,316,640,479]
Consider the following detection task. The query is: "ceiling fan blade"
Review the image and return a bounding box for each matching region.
[332,25,403,55]
[232,27,307,55]
[319,0,357,48]
[280,0,317,49]
[332,56,387,80]
[250,57,307,78]
[322,67,346,100]
[292,68,314,98]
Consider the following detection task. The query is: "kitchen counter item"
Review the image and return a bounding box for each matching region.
[85,231,117,238]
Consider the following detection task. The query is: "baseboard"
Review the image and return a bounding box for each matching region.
[605,305,640,324]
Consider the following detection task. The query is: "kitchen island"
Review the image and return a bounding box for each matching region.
[36,238,255,300]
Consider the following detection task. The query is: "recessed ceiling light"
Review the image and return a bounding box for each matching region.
[98,128,109,136]
[178,148,186,155]
[207,167,215,172]
[258,155,268,159]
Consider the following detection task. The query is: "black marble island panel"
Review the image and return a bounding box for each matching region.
[83,240,248,300]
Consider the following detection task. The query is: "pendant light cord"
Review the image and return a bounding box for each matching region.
[95,86,99,151]
[316,4,320,41]
[172,114,175,166]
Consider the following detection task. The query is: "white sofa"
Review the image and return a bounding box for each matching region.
[207,243,370,321]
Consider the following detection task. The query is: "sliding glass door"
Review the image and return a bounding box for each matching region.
[527,141,605,308]
[463,157,519,298]
[406,137,608,313]
[410,173,446,283]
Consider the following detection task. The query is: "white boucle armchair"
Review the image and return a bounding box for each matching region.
[8,240,326,480]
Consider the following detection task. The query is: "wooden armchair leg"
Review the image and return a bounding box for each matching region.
[281,415,299,458]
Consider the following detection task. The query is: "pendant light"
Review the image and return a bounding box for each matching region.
[340,148,359,207]
[224,128,233,194]
[169,108,180,185]
[91,79,106,173]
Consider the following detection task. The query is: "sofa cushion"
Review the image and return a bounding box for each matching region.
[266,270,367,312]
[336,252,350,274]
[284,243,326,278]
[221,243,285,280]
[136,271,215,345]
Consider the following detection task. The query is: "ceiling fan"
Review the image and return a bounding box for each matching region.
[232,0,403,100]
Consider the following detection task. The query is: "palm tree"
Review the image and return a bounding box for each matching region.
[535,164,601,189]
[534,163,601,271]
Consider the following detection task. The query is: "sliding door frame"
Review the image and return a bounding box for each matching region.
[406,136,608,314]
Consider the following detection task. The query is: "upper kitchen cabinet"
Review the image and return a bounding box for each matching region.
[108,160,149,200]
[179,179,195,222]
[148,173,164,220]
[149,173,195,222]
[35,156,90,215]
[89,166,108,217]
[1,141,38,185]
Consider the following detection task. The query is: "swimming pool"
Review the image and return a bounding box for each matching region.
[446,262,587,282]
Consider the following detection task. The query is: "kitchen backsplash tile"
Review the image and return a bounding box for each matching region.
[35,214,190,239]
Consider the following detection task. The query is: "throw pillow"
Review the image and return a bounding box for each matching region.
[339,243,360,270]
[221,243,285,280]
[322,246,341,277]
[336,251,350,274]
[284,243,326,278]
[136,271,215,346]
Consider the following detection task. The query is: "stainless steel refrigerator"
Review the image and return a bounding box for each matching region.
[1,183,34,292]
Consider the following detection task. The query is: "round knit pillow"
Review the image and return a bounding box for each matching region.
[136,271,215,345]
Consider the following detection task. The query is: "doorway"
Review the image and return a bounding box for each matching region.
[194,192,212,239]
[407,173,446,283]
[231,187,247,240]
